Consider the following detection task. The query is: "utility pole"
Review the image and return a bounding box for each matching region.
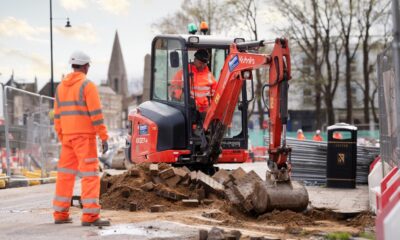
[50,0,54,97]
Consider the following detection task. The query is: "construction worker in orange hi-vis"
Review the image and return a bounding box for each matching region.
[297,129,306,140]
[52,51,110,227]
[312,129,323,141]
[170,49,217,113]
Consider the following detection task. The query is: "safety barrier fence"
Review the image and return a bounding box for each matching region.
[0,86,59,186]
[377,46,400,174]
[264,137,380,185]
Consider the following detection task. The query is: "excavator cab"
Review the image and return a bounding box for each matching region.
[126,35,252,169]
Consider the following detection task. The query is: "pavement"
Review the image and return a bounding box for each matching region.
[0,163,369,239]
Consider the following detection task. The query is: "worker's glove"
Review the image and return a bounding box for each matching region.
[102,141,108,154]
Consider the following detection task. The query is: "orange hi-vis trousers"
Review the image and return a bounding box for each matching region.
[53,135,100,223]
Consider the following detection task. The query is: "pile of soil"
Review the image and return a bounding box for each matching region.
[100,163,197,211]
[100,163,375,232]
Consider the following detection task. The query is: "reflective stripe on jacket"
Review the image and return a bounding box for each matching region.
[54,72,108,141]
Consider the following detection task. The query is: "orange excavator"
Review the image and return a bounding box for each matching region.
[125,34,308,211]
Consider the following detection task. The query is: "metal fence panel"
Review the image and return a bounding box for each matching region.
[377,46,399,175]
[2,86,59,179]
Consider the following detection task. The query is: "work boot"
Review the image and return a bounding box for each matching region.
[81,218,111,227]
[54,217,73,224]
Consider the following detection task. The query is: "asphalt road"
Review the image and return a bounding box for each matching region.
[0,163,369,239]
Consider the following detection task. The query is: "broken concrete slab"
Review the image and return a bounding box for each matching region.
[207,227,225,240]
[190,171,198,182]
[229,230,242,240]
[149,164,159,175]
[182,199,199,207]
[196,171,225,195]
[232,182,255,202]
[235,170,263,186]
[159,168,175,180]
[140,182,154,191]
[128,168,140,177]
[202,199,214,205]
[263,235,281,240]
[199,229,208,240]
[149,204,164,212]
[182,166,191,174]
[151,175,163,184]
[173,168,189,179]
[225,187,241,205]
[165,175,181,188]
[212,169,231,185]
[230,167,246,182]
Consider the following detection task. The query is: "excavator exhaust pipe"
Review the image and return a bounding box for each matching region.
[251,180,309,213]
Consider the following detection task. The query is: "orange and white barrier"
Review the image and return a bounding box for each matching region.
[368,156,391,213]
[375,166,400,240]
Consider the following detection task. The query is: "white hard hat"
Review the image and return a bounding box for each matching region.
[297,129,303,133]
[69,51,91,65]
[316,130,321,134]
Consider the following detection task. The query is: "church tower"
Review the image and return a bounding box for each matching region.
[107,31,128,97]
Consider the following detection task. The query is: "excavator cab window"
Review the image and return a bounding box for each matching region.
[152,38,184,104]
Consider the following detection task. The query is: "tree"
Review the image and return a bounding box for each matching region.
[356,0,390,125]
[227,0,264,128]
[335,0,363,124]
[273,0,325,129]
[319,0,342,125]
[152,0,235,35]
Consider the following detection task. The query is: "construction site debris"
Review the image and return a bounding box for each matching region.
[129,202,138,212]
[140,182,154,191]
[150,204,164,212]
[149,164,159,175]
[199,229,209,240]
[182,199,200,207]
[159,167,175,180]
[199,227,242,240]
[100,163,308,215]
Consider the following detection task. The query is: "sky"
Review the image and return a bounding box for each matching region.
[0,0,283,93]
[0,0,183,91]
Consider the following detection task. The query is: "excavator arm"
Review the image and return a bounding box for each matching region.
[202,38,292,176]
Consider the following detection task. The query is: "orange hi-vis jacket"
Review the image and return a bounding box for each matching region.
[312,135,323,141]
[297,133,306,140]
[54,72,108,141]
[170,64,217,112]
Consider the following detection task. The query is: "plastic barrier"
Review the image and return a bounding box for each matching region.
[375,167,400,240]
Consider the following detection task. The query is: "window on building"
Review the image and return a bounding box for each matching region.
[114,78,119,93]
[303,88,313,105]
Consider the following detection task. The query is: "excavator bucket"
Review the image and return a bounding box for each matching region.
[251,180,309,213]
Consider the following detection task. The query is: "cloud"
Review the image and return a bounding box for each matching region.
[0,17,47,42]
[54,23,98,44]
[0,48,49,79]
[97,0,131,15]
[60,0,88,11]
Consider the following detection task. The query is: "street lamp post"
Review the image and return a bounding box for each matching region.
[49,0,71,97]
[50,0,54,97]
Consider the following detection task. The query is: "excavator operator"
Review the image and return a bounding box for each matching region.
[170,49,217,113]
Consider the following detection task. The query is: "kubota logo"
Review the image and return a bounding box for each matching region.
[239,56,255,65]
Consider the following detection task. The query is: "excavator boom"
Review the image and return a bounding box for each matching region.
[203,38,292,172]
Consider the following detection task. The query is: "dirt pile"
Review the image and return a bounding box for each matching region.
[99,163,374,231]
[100,163,226,212]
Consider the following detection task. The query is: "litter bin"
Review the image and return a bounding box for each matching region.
[326,123,357,188]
